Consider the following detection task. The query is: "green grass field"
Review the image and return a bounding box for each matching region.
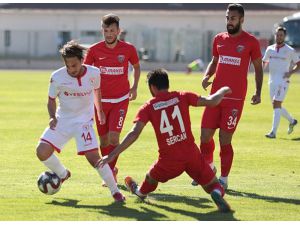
[0,70,299,221]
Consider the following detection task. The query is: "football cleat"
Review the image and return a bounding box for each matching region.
[124,176,146,200]
[265,132,276,139]
[61,169,71,183]
[288,119,297,135]
[112,192,126,202]
[211,190,231,213]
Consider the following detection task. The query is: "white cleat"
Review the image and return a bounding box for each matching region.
[288,119,297,135]
[265,132,276,139]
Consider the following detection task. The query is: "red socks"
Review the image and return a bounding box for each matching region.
[200,139,215,164]
[100,145,119,170]
[220,144,234,177]
[139,179,158,195]
[205,182,225,197]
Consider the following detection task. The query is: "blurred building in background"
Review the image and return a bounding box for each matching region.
[0,3,298,70]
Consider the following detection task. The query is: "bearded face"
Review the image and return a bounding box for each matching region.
[226,9,243,35]
[275,30,286,45]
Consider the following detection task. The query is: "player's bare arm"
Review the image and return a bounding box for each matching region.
[99,121,145,167]
[202,56,218,91]
[197,86,232,107]
[129,63,141,101]
[47,98,57,129]
[94,88,106,125]
[251,57,263,105]
[284,61,300,79]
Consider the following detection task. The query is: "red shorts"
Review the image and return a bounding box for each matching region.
[149,143,215,186]
[95,99,129,136]
[201,99,244,133]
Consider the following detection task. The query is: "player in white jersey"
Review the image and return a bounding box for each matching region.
[36,40,125,202]
[263,26,300,138]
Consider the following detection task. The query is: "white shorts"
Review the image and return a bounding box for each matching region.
[39,119,98,155]
[269,81,289,102]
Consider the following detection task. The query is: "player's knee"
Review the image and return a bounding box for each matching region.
[108,133,120,146]
[100,135,109,147]
[36,143,53,161]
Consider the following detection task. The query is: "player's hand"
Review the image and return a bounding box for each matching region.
[129,87,137,101]
[97,110,106,125]
[251,94,261,105]
[219,86,232,95]
[49,117,57,130]
[202,75,212,91]
[98,155,112,168]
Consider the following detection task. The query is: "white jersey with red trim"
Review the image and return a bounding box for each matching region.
[48,64,100,123]
[263,44,300,84]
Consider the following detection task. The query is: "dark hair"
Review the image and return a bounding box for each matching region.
[59,40,86,60]
[147,68,169,90]
[102,13,120,28]
[227,3,244,17]
[275,26,287,35]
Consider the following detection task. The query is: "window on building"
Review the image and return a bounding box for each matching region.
[4,30,11,47]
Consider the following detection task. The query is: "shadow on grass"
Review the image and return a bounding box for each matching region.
[227,189,300,205]
[47,191,237,221]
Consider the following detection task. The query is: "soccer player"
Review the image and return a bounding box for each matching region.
[195,4,263,189]
[84,14,140,185]
[263,26,300,138]
[99,69,232,213]
[36,40,125,202]
[186,58,204,74]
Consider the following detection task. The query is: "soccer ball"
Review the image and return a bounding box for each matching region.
[37,171,61,195]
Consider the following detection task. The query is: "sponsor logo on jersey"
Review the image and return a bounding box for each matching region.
[117,55,125,63]
[119,109,125,117]
[236,45,245,53]
[153,97,179,110]
[219,55,241,66]
[100,66,124,75]
[99,57,106,60]
[63,90,92,97]
[89,78,96,85]
[231,108,238,117]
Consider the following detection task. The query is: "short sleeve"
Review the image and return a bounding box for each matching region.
[48,77,59,99]
[250,37,262,61]
[133,103,150,125]
[129,45,139,65]
[84,48,94,66]
[212,36,219,57]
[291,49,300,64]
[183,92,199,107]
[262,47,270,63]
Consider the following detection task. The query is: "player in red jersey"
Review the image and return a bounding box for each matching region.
[84,14,140,185]
[193,4,263,189]
[98,69,233,213]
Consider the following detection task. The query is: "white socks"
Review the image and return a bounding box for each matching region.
[271,108,281,134]
[219,176,228,184]
[96,164,119,195]
[42,153,68,179]
[281,107,293,123]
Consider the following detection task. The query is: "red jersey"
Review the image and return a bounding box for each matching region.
[84,40,139,99]
[211,31,261,100]
[134,91,199,154]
